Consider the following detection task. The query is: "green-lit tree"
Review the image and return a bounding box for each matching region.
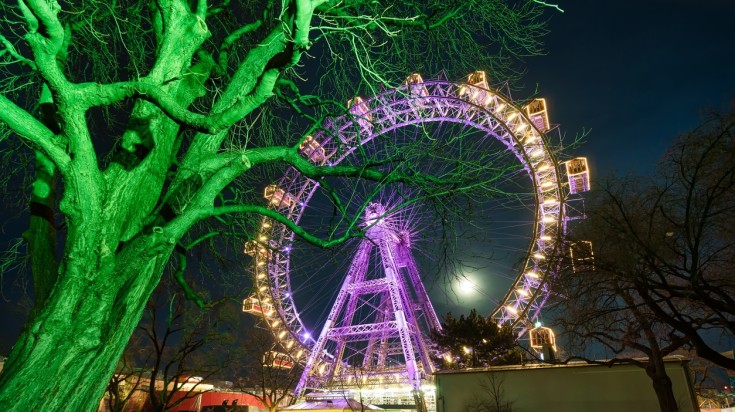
[433,309,522,368]
[0,0,552,409]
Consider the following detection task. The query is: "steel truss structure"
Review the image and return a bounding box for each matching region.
[243,72,591,407]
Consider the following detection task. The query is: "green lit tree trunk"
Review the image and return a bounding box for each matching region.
[0,232,173,411]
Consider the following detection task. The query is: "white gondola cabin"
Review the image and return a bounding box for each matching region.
[347,96,373,135]
[569,240,595,272]
[459,71,494,106]
[529,326,557,352]
[405,73,429,97]
[564,157,591,194]
[264,184,297,210]
[299,135,328,165]
[524,98,551,132]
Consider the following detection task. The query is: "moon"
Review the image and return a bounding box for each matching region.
[457,277,476,295]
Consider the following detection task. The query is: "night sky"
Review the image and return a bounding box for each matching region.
[2,1,735,355]
[525,0,735,177]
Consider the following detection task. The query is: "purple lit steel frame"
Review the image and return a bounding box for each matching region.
[248,74,575,398]
[294,203,442,396]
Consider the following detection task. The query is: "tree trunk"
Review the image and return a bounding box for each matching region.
[0,234,171,411]
[646,361,679,412]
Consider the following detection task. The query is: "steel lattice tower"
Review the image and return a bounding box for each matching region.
[295,203,442,404]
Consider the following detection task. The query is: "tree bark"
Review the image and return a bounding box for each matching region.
[646,360,679,412]
[0,234,172,411]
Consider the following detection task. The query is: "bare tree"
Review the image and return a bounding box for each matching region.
[0,0,553,409]
[551,256,688,411]
[566,106,735,365]
[139,288,231,411]
[232,326,301,412]
[550,105,735,411]
[463,370,514,412]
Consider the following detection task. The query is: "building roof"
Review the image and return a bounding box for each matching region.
[433,355,691,375]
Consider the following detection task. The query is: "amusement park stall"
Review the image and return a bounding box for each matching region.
[434,357,698,412]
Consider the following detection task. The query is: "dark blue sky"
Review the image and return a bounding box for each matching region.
[433,0,735,314]
[524,0,735,177]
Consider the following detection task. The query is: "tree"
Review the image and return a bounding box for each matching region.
[563,106,735,369]
[432,309,522,368]
[232,327,301,412]
[551,251,688,411]
[0,0,551,409]
[463,370,514,412]
[138,288,232,411]
[550,106,735,411]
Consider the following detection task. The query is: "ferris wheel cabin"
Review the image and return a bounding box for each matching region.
[298,135,329,165]
[347,96,373,135]
[242,295,274,317]
[564,157,591,194]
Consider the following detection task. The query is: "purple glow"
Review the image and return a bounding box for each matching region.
[295,203,441,397]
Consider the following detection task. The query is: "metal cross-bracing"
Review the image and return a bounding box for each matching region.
[241,72,592,409]
[293,202,439,398]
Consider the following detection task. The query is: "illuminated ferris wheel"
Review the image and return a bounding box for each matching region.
[242,71,591,400]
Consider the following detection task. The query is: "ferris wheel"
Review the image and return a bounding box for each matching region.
[242,71,591,399]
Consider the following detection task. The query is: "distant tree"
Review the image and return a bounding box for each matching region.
[139,288,232,412]
[104,353,146,412]
[232,326,300,412]
[550,106,735,411]
[561,106,735,369]
[0,0,553,409]
[463,370,514,412]
[551,251,687,412]
[432,309,521,368]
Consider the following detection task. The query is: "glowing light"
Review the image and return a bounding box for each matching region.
[258,234,268,242]
[537,163,550,172]
[457,277,476,295]
[535,321,542,328]
[506,305,518,314]
[543,198,558,205]
[278,330,287,339]
[531,149,543,158]
[462,346,472,354]
[506,112,518,122]
[526,271,539,278]
[495,103,507,113]
[271,320,280,327]
[534,253,546,260]
[515,122,529,132]
[542,215,555,223]
[540,181,554,188]
[517,288,529,296]
[540,235,552,241]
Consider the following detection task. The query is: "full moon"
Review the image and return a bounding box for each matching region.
[457,277,476,295]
